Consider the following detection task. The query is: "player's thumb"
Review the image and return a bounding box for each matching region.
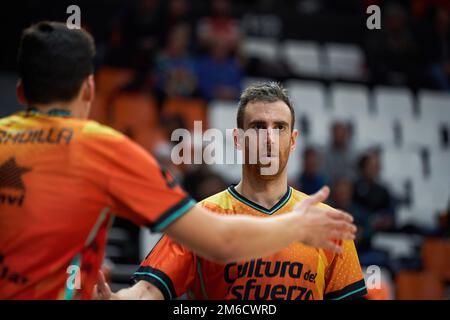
[297,186,330,210]
[95,271,110,299]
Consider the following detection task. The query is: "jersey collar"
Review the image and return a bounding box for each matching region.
[26,107,72,117]
[227,184,292,215]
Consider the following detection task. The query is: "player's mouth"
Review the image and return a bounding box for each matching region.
[259,152,279,162]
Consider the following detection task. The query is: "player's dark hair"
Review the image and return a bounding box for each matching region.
[17,21,96,105]
[237,82,295,131]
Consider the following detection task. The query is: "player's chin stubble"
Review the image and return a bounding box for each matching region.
[244,145,291,180]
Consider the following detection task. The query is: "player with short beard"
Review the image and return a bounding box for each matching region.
[94,82,367,300]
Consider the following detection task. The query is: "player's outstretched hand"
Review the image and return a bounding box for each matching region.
[92,270,117,300]
[294,186,357,254]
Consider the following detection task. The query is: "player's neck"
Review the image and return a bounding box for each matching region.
[235,168,289,210]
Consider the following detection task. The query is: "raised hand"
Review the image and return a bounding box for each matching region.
[293,186,357,253]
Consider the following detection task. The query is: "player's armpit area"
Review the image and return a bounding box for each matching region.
[148,197,197,232]
[323,279,368,300]
[132,266,177,300]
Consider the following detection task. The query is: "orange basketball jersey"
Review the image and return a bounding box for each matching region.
[0,111,196,299]
[135,186,367,300]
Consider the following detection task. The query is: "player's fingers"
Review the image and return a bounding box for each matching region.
[326,209,354,223]
[93,283,106,300]
[296,186,330,210]
[98,270,106,283]
[323,241,343,254]
[329,220,357,234]
[96,271,105,289]
[96,285,110,300]
[92,284,100,300]
[96,271,110,298]
[329,230,356,241]
[309,186,330,204]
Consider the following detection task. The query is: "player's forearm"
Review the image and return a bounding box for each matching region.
[166,187,355,264]
[166,205,302,263]
[213,212,303,262]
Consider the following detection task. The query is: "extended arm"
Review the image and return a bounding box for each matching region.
[166,186,356,264]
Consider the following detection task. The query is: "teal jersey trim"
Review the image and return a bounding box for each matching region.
[227,185,292,215]
[133,272,173,300]
[64,254,81,300]
[330,286,367,300]
[153,198,196,232]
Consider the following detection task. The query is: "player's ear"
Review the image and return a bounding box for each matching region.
[78,75,95,119]
[290,129,299,152]
[16,80,27,106]
[81,74,95,104]
[233,128,243,150]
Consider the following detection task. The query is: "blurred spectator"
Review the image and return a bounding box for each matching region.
[365,3,421,87]
[161,113,189,137]
[297,146,327,195]
[197,0,241,55]
[154,23,200,98]
[330,177,372,251]
[159,0,195,49]
[196,38,244,101]
[419,7,450,91]
[105,0,163,68]
[153,141,184,184]
[438,199,450,237]
[412,0,450,19]
[354,149,396,232]
[322,121,357,184]
[184,166,229,201]
[183,162,228,201]
[151,114,188,159]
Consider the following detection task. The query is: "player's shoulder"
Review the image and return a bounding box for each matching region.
[0,112,34,127]
[77,119,156,163]
[199,188,235,213]
[290,187,333,210]
[80,120,125,140]
[0,114,16,126]
[77,120,138,149]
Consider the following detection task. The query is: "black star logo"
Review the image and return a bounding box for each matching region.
[0,157,31,191]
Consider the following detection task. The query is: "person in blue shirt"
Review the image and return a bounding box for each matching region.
[297,146,328,195]
[196,38,243,101]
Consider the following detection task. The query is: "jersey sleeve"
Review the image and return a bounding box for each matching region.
[78,125,196,232]
[323,240,368,300]
[132,235,197,299]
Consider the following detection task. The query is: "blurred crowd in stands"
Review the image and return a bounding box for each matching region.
[1,0,449,299]
[296,120,449,271]
[99,0,244,102]
[85,0,450,92]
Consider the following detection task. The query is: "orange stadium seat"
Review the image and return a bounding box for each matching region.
[91,67,136,126]
[364,281,392,300]
[395,271,445,300]
[89,92,109,125]
[110,92,160,152]
[95,67,135,97]
[422,239,450,281]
